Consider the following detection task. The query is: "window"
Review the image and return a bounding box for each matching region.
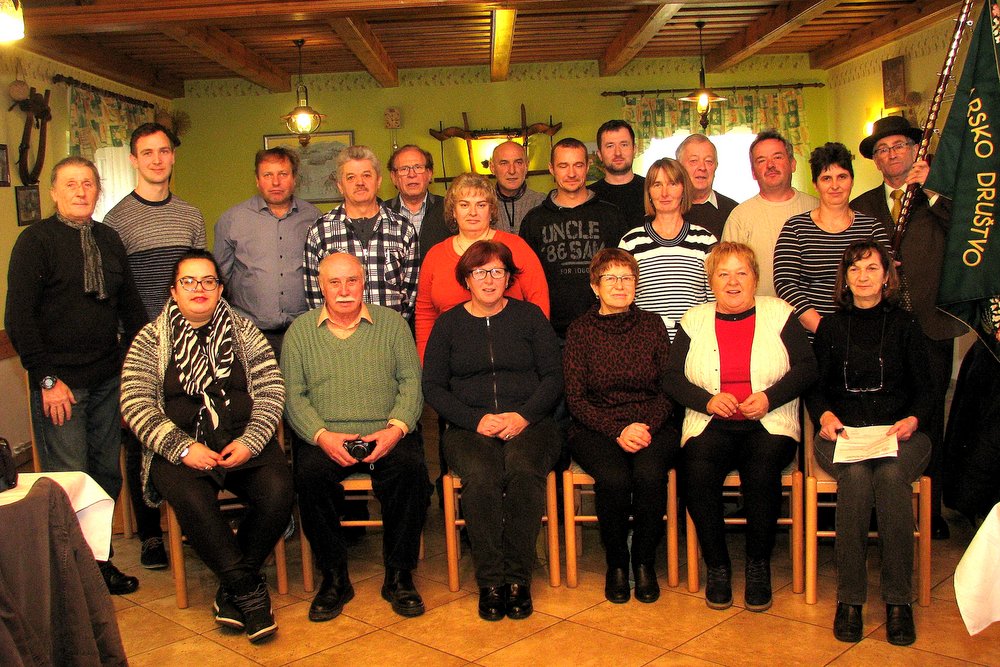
[636,129,758,204]
[92,145,135,222]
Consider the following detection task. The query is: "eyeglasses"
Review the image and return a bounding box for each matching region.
[599,274,636,286]
[873,141,914,158]
[843,357,884,393]
[392,164,427,175]
[177,276,220,292]
[469,267,507,280]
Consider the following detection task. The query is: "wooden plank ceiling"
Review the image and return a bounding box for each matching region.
[18,0,961,99]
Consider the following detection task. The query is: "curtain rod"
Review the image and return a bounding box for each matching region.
[51,74,156,109]
[601,82,825,97]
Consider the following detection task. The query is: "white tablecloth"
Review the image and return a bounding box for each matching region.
[955,502,1000,635]
[0,472,114,560]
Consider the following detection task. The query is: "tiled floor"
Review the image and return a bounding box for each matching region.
[111,413,1000,666]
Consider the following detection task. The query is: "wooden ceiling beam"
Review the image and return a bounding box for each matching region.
[490,9,517,82]
[160,25,290,92]
[599,4,683,76]
[328,17,398,88]
[809,0,962,69]
[704,0,840,72]
[20,36,184,99]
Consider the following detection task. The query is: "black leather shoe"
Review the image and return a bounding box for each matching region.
[833,602,863,643]
[931,515,950,540]
[506,583,532,619]
[605,567,630,603]
[705,565,732,610]
[381,568,425,617]
[478,585,506,621]
[633,563,660,603]
[309,566,354,622]
[886,603,916,646]
[99,560,139,595]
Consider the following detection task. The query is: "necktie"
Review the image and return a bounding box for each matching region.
[890,189,903,226]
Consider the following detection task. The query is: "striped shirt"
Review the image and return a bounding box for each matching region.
[773,211,891,319]
[303,202,418,322]
[619,219,717,341]
[102,192,206,319]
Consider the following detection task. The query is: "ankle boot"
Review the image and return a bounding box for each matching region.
[309,563,354,622]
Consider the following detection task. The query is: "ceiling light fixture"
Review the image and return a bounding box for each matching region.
[282,39,324,146]
[679,20,726,131]
[0,0,24,43]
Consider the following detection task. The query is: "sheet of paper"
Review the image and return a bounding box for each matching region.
[833,425,899,463]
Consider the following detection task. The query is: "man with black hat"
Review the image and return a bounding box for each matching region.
[851,116,968,540]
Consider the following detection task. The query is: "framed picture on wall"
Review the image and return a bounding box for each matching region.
[882,56,907,109]
[263,131,354,203]
[0,144,9,187]
[15,185,41,226]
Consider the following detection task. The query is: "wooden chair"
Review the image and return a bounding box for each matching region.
[441,470,560,592]
[803,417,932,606]
[562,462,679,588]
[686,458,804,594]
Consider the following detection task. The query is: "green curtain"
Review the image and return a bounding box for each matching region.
[622,88,808,157]
[68,86,153,160]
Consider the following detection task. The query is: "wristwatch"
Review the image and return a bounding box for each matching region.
[40,376,58,390]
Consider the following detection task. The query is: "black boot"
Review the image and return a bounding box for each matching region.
[309,563,354,622]
[506,583,533,619]
[478,585,506,621]
[833,602,863,643]
[744,558,772,611]
[633,563,660,603]
[228,574,276,643]
[381,567,424,617]
[705,564,732,610]
[605,567,630,603]
[98,560,139,595]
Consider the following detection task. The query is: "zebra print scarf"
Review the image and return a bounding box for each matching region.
[168,299,235,439]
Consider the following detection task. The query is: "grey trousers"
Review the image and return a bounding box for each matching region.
[815,432,931,604]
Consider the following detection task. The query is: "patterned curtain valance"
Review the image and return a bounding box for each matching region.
[621,88,809,157]
[69,85,154,161]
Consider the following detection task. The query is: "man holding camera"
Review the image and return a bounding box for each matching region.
[281,252,430,621]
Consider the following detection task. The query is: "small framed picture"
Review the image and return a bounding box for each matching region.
[15,184,41,226]
[0,144,9,187]
[882,56,907,109]
[263,130,354,203]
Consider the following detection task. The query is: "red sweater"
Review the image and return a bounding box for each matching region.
[415,230,550,361]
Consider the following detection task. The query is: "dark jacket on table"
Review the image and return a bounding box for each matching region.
[422,298,563,431]
[519,193,628,337]
[807,301,933,428]
[0,478,126,666]
[4,215,147,388]
[563,304,672,440]
[850,185,967,340]
[388,192,450,267]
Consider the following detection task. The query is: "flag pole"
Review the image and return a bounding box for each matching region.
[892,0,978,252]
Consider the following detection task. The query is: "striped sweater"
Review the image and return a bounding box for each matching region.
[120,299,284,507]
[619,218,717,341]
[103,192,207,319]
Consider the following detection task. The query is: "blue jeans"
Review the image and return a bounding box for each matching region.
[30,375,123,500]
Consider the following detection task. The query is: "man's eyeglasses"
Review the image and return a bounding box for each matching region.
[873,141,914,158]
[392,165,427,175]
[599,274,637,286]
[177,276,220,292]
[469,268,507,281]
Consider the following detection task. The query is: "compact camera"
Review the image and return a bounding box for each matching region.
[344,438,374,461]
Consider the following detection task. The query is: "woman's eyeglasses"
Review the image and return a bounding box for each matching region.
[843,358,884,393]
[177,276,220,292]
[469,268,507,280]
[599,274,636,286]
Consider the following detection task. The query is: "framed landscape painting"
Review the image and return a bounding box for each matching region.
[263,131,354,203]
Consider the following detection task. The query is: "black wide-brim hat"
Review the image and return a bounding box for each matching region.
[859,116,923,159]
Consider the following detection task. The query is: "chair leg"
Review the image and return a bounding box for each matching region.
[118,450,134,539]
[805,476,818,605]
[545,471,560,587]
[791,471,804,594]
[165,503,188,609]
[686,510,700,593]
[667,468,679,588]
[299,506,314,593]
[273,536,288,595]
[918,476,932,607]
[562,470,579,588]
[442,474,461,592]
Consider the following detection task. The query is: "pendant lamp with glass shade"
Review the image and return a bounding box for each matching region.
[282,39,325,146]
[0,0,24,42]
[679,21,726,131]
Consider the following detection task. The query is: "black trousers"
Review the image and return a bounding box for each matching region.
[124,428,163,541]
[922,335,953,517]
[683,420,796,568]
[149,439,293,586]
[294,432,430,573]
[568,424,680,569]
[443,419,562,587]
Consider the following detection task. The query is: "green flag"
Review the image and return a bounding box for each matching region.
[926,0,1000,335]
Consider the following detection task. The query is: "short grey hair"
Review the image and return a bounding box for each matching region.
[676,134,717,162]
[335,145,381,181]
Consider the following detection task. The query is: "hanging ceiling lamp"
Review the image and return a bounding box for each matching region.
[0,0,24,43]
[282,39,325,146]
[679,20,726,131]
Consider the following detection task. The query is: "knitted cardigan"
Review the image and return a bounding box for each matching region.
[120,298,285,507]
